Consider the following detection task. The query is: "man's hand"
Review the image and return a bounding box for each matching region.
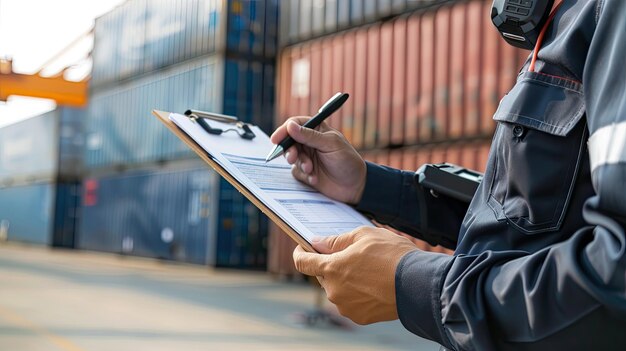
[293,227,419,325]
[270,117,366,205]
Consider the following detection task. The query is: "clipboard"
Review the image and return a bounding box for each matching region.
[152,110,316,252]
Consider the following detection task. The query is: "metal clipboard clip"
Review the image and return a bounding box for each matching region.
[184,109,256,140]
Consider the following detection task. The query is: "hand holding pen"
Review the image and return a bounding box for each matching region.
[268,92,368,206]
[266,92,350,162]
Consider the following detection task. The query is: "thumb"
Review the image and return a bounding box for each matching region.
[287,121,338,153]
[312,232,359,254]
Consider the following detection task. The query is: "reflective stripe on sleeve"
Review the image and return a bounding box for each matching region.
[588,121,626,172]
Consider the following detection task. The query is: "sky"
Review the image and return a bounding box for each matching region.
[0,0,127,127]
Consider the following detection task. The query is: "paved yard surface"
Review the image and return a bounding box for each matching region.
[0,243,438,351]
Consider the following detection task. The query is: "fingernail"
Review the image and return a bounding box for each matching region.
[307,175,313,184]
[285,151,290,160]
[311,236,323,243]
[300,163,306,172]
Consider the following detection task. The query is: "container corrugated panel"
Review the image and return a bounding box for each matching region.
[226,0,279,58]
[0,107,83,185]
[222,58,276,134]
[91,0,278,89]
[216,179,268,269]
[278,0,443,48]
[267,222,298,276]
[0,181,79,247]
[0,182,54,245]
[52,182,81,248]
[85,56,223,170]
[78,163,221,265]
[276,0,529,150]
[57,108,85,180]
[0,112,58,184]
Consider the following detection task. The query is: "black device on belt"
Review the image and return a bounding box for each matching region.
[416,163,483,203]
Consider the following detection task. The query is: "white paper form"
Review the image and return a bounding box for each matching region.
[169,113,373,243]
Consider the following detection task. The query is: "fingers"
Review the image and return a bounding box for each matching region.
[271,116,331,145]
[312,231,361,254]
[291,160,314,185]
[293,245,327,276]
[270,116,311,144]
[286,121,343,153]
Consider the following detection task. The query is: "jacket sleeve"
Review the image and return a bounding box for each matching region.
[395,1,626,350]
[355,162,469,249]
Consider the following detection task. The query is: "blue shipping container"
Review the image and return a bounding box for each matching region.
[91,0,279,88]
[84,55,275,171]
[78,163,267,268]
[0,182,79,247]
[78,163,213,265]
[0,108,84,184]
[216,178,267,269]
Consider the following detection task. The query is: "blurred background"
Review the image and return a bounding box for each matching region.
[0,0,529,349]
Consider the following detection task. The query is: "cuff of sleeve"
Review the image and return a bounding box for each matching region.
[396,250,455,346]
[355,162,404,219]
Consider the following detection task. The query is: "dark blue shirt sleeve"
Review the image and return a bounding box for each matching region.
[355,162,468,249]
[393,1,626,350]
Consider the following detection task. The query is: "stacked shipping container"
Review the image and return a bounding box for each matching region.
[269,0,529,275]
[0,108,83,247]
[79,0,278,269]
[279,0,443,47]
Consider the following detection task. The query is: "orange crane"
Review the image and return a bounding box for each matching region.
[0,58,88,107]
[0,25,90,108]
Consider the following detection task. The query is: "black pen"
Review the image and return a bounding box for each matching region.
[265,92,349,163]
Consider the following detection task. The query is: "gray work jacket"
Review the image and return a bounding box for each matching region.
[355,0,626,349]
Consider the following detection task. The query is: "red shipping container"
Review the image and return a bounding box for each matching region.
[364,24,381,148]
[391,16,407,146]
[418,11,435,142]
[275,0,529,151]
[416,145,432,169]
[321,37,335,124]
[402,148,419,171]
[433,7,450,141]
[267,223,299,277]
[389,149,404,169]
[309,40,324,116]
[352,29,368,148]
[480,0,500,136]
[448,3,466,139]
[404,14,420,145]
[342,31,356,143]
[463,1,482,137]
[377,22,393,147]
[277,47,292,122]
[331,35,345,130]
[445,143,462,166]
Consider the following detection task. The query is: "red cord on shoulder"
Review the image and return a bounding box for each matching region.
[529,0,564,72]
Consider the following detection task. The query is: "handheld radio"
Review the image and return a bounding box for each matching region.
[491,0,555,50]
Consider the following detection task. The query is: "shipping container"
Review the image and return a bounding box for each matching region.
[0,181,79,247]
[279,0,443,47]
[78,162,267,268]
[0,108,84,185]
[276,0,529,149]
[91,0,279,89]
[85,55,275,172]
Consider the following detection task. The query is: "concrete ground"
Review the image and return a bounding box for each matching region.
[0,243,439,351]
